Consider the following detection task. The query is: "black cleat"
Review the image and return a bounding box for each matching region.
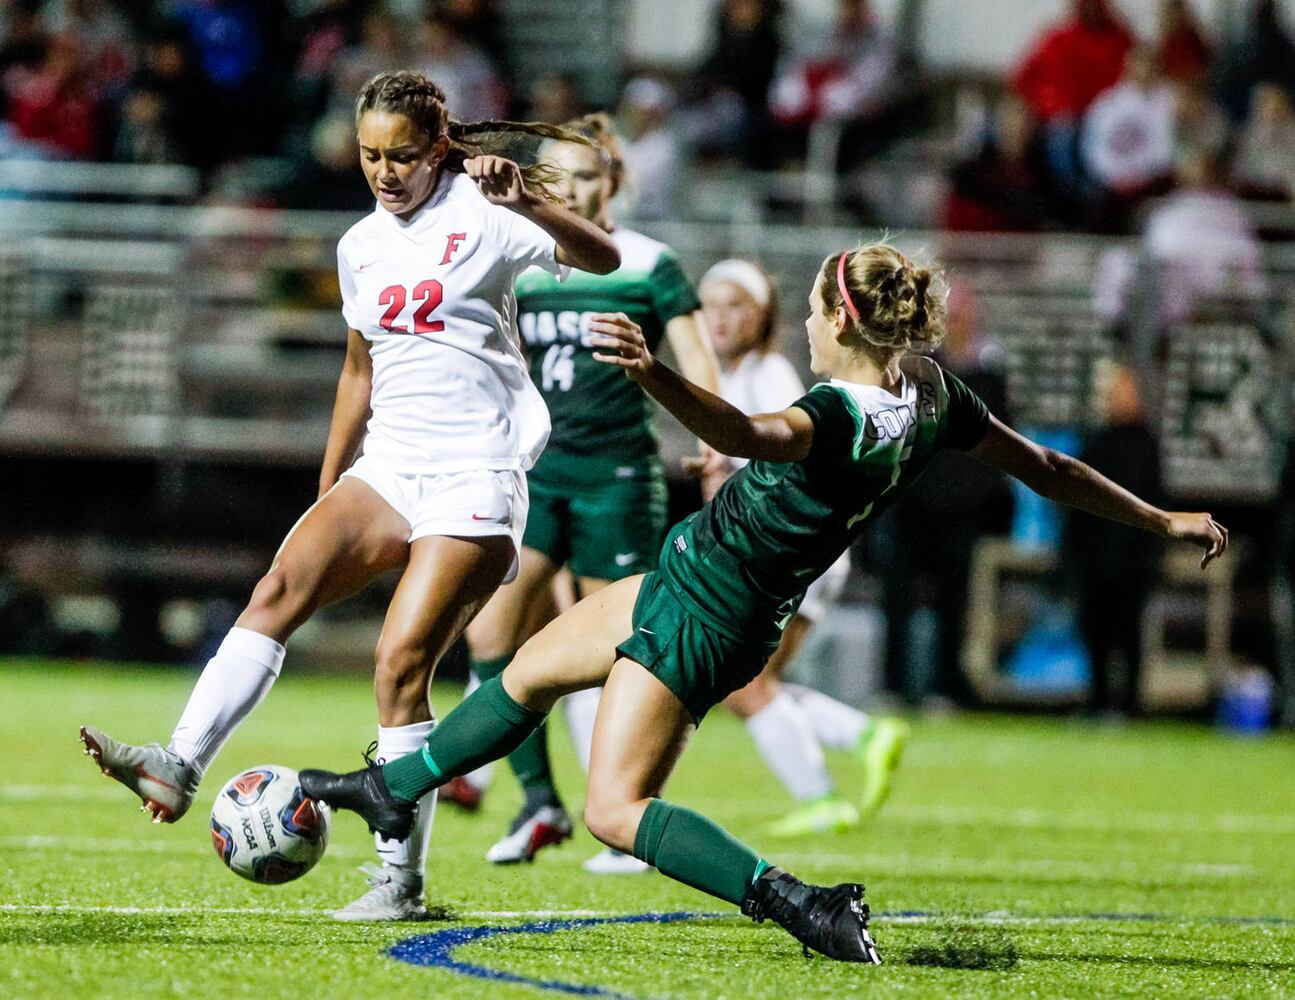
[298,764,415,841]
[741,866,883,964]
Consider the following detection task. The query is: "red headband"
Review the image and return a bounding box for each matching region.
[836,251,860,322]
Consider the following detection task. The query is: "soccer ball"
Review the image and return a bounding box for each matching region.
[210,765,330,884]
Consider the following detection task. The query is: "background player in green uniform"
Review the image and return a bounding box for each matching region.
[456,114,720,869]
[303,242,1227,963]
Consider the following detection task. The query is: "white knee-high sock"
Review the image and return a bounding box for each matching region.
[374,720,437,878]
[562,687,601,773]
[782,682,870,750]
[745,691,834,802]
[460,671,493,792]
[168,627,286,775]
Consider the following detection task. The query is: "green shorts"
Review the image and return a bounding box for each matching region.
[523,450,666,581]
[615,571,781,725]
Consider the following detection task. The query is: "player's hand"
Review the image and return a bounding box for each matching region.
[465,155,525,206]
[590,312,654,380]
[681,444,732,501]
[1166,511,1228,568]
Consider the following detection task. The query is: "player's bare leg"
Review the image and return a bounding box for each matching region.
[81,478,410,822]
[336,532,515,922]
[302,576,643,835]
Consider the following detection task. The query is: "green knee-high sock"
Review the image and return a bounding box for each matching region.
[469,652,512,682]
[383,675,544,802]
[632,799,768,906]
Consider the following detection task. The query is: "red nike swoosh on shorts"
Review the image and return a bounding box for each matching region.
[471,514,492,521]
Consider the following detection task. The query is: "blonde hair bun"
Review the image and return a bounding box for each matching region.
[821,243,946,353]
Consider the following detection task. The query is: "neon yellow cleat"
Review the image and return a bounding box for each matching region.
[856,717,909,816]
[763,793,860,837]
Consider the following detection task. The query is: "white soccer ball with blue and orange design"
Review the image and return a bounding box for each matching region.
[210,765,330,884]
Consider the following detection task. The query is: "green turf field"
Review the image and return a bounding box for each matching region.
[1,658,1292,999]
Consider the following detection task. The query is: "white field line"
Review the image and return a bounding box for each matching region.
[776,852,1254,880]
[0,904,623,919]
[0,835,1258,883]
[11,785,1295,835]
[0,904,1284,929]
[724,800,1295,835]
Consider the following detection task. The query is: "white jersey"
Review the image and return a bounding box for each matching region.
[718,350,806,469]
[337,172,565,474]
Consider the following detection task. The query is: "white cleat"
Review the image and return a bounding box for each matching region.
[332,864,430,922]
[485,804,573,864]
[582,848,651,875]
[79,725,200,823]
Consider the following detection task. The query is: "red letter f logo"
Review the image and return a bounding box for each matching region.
[441,232,467,265]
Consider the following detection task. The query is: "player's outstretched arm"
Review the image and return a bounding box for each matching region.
[318,328,373,499]
[590,312,815,462]
[971,415,1228,567]
[464,155,620,274]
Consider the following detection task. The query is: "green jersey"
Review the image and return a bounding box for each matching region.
[659,356,990,639]
[517,228,700,459]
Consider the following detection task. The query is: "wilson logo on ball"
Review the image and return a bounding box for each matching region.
[226,768,276,806]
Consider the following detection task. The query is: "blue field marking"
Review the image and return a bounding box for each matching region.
[389,908,1295,997]
[387,911,714,999]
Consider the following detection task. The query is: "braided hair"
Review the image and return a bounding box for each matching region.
[355,71,594,202]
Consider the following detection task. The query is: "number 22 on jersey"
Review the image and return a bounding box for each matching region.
[377,279,444,334]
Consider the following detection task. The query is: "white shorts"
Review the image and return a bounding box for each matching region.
[799,552,850,625]
[342,455,529,583]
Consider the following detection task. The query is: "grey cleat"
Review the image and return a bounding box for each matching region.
[332,863,430,922]
[79,725,200,823]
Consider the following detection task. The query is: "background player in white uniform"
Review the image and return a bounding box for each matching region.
[79,70,619,921]
[697,260,908,837]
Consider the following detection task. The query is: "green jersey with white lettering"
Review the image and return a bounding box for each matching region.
[517,227,700,459]
[658,356,990,638]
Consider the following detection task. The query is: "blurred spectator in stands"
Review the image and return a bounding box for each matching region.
[1171,78,1229,162]
[1012,0,1133,203]
[437,0,507,82]
[0,1,48,115]
[1217,0,1295,122]
[1156,0,1210,85]
[121,26,210,167]
[616,76,681,220]
[273,112,371,212]
[1080,46,1175,231]
[328,9,407,116]
[1067,363,1161,719]
[1143,148,1263,326]
[526,71,583,124]
[677,0,783,165]
[5,32,103,159]
[943,94,1057,232]
[42,0,133,95]
[113,84,180,163]
[414,8,506,122]
[873,280,1012,708]
[767,0,900,167]
[1233,83,1295,201]
[283,0,358,148]
[170,0,270,158]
